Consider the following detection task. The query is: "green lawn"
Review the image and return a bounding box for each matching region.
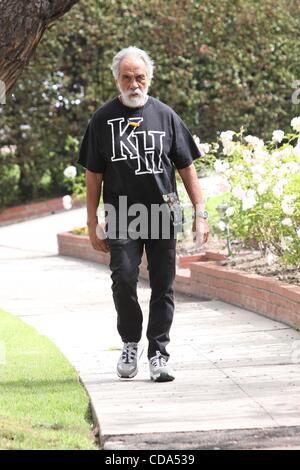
[0,309,98,450]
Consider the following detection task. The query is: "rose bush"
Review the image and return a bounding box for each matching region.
[208,118,300,266]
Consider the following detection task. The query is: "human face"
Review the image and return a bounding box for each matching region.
[117,56,150,108]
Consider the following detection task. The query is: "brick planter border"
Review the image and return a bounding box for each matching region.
[57,232,110,266]
[0,197,84,226]
[57,231,300,330]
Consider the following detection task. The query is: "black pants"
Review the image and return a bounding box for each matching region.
[107,237,176,360]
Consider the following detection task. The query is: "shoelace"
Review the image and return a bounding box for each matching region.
[122,342,138,363]
[150,351,166,368]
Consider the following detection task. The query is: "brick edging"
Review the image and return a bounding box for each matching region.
[0,197,84,226]
[57,231,300,330]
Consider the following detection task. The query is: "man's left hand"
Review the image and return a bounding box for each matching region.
[192,217,209,247]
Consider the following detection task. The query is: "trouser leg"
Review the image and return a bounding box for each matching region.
[107,237,144,343]
[144,238,176,359]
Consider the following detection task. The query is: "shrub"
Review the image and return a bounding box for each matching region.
[210,118,300,266]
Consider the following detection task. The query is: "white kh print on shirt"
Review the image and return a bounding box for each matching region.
[107,117,165,175]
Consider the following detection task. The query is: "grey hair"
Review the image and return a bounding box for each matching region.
[111,46,154,82]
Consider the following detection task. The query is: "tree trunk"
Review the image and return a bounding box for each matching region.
[0,0,79,94]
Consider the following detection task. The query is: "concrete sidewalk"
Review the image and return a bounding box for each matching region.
[1,208,300,449]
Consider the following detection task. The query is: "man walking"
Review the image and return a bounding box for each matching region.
[78,46,209,382]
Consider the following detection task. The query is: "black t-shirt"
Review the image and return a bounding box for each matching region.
[78,96,200,237]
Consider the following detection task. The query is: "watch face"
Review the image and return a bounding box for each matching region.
[196,210,208,219]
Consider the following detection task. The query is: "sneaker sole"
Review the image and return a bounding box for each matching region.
[150,372,175,382]
[117,371,138,379]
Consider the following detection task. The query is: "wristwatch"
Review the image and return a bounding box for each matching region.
[195,209,208,219]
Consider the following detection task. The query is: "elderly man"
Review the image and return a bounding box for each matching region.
[78,46,209,382]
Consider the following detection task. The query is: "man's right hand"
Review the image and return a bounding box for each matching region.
[88,222,110,253]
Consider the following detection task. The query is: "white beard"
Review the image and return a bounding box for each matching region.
[118,84,149,108]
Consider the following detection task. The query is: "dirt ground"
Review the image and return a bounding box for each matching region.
[221,250,300,286]
[177,236,300,287]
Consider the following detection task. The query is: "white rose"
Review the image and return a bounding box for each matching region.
[282,204,294,216]
[222,141,236,156]
[272,130,284,143]
[245,135,264,149]
[247,189,256,198]
[220,130,235,142]
[63,165,77,179]
[297,228,300,238]
[273,185,283,198]
[273,179,288,198]
[225,207,235,217]
[214,159,230,173]
[291,116,300,132]
[263,202,273,209]
[62,195,73,210]
[257,182,269,195]
[218,221,227,231]
[198,143,211,156]
[283,194,296,203]
[242,194,256,211]
[232,185,246,200]
[282,218,293,227]
[282,195,296,215]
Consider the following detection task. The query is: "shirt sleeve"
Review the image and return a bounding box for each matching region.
[77,115,106,173]
[170,112,201,170]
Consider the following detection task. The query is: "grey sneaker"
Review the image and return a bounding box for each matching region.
[117,342,144,379]
[149,351,175,382]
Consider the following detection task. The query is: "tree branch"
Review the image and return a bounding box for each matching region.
[0,0,80,94]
